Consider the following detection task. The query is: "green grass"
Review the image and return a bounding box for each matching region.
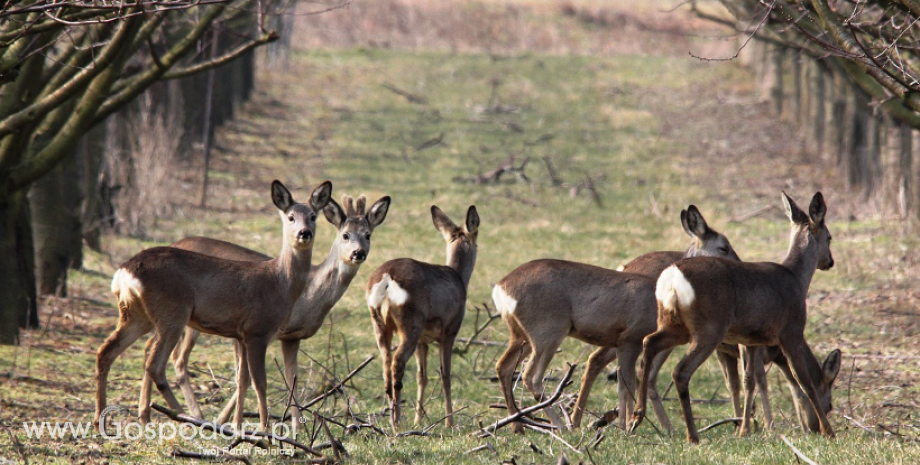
[2,26,920,465]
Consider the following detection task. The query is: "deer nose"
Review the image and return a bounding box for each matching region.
[351,250,367,262]
[298,230,313,242]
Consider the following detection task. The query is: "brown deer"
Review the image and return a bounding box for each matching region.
[95,180,332,431]
[170,194,390,423]
[621,205,781,427]
[492,206,741,434]
[366,205,479,428]
[628,192,841,443]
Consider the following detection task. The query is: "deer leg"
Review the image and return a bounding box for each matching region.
[233,341,252,430]
[245,337,271,431]
[572,347,617,428]
[370,309,394,408]
[139,333,157,423]
[616,344,642,430]
[95,315,152,428]
[217,341,243,425]
[781,339,835,438]
[738,345,762,436]
[172,327,204,419]
[629,327,685,434]
[439,335,457,427]
[280,339,301,423]
[672,338,721,444]
[716,345,742,418]
[390,325,421,429]
[142,325,186,423]
[647,347,674,432]
[755,350,773,429]
[495,319,532,434]
[521,329,568,431]
[414,342,428,426]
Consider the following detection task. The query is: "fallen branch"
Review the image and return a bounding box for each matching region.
[151,404,325,458]
[479,363,577,435]
[300,355,375,410]
[415,132,444,151]
[698,417,742,433]
[780,434,820,465]
[842,414,874,433]
[466,442,497,455]
[382,82,427,104]
[457,304,501,354]
[458,338,505,347]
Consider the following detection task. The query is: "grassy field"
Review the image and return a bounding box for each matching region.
[2,2,919,464]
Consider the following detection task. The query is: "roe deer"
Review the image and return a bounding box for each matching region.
[621,205,783,428]
[366,205,479,428]
[170,194,390,422]
[628,192,841,443]
[491,207,738,435]
[96,180,332,431]
[493,259,670,433]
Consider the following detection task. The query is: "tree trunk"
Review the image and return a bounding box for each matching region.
[899,124,912,219]
[0,192,29,344]
[29,163,73,296]
[78,123,107,252]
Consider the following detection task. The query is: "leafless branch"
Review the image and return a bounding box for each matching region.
[479,363,577,435]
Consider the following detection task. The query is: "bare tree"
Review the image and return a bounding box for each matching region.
[0,1,281,344]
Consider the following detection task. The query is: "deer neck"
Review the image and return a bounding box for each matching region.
[276,238,313,303]
[446,242,476,290]
[781,226,819,295]
[310,242,360,302]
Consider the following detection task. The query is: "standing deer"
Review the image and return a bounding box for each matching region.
[170,194,390,423]
[96,180,332,431]
[492,206,741,434]
[366,205,479,428]
[628,192,841,443]
[622,205,780,427]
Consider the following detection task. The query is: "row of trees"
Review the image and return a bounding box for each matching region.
[696,0,920,218]
[0,1,288,344]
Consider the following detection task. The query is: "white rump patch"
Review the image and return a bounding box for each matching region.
[111,268,143,298]
[492,285,518,316]
[656,265,695,312]
[615,264,625,272]
[367,274,409,308]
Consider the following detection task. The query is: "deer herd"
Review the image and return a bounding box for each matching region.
[94,180,840,445]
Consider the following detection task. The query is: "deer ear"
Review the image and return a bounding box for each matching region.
[367,196,391,230]
[431,205,459,240]
[683,205,709,238]
[782,191,809,225]
[323,198,346,227]
[808,192,827,225]
[272,180,294,212]
[822,349,842,384]
[464,205,480,235]
[310,181,333,212]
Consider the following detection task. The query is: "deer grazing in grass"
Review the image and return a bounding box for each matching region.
[628,192,841,444]
[492,206,741,434]
[367,205,479,428]
[170,194,390,423]
[96,180,332,431]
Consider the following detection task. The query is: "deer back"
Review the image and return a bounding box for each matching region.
[172,237,272,261]
[495,259,658,346]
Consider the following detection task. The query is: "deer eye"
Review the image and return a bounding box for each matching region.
[718,246,729,253]
[288,215,295,222]
[343,233,350,240]
[365,233,371,241]
[310,214,316,222]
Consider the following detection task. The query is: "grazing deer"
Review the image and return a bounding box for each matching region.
[628,192,841,443]
[96,180,332,431]
[622,205,781,427]
[492,206,742,434]
[170,194,390,423]
[367,205,479,428]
